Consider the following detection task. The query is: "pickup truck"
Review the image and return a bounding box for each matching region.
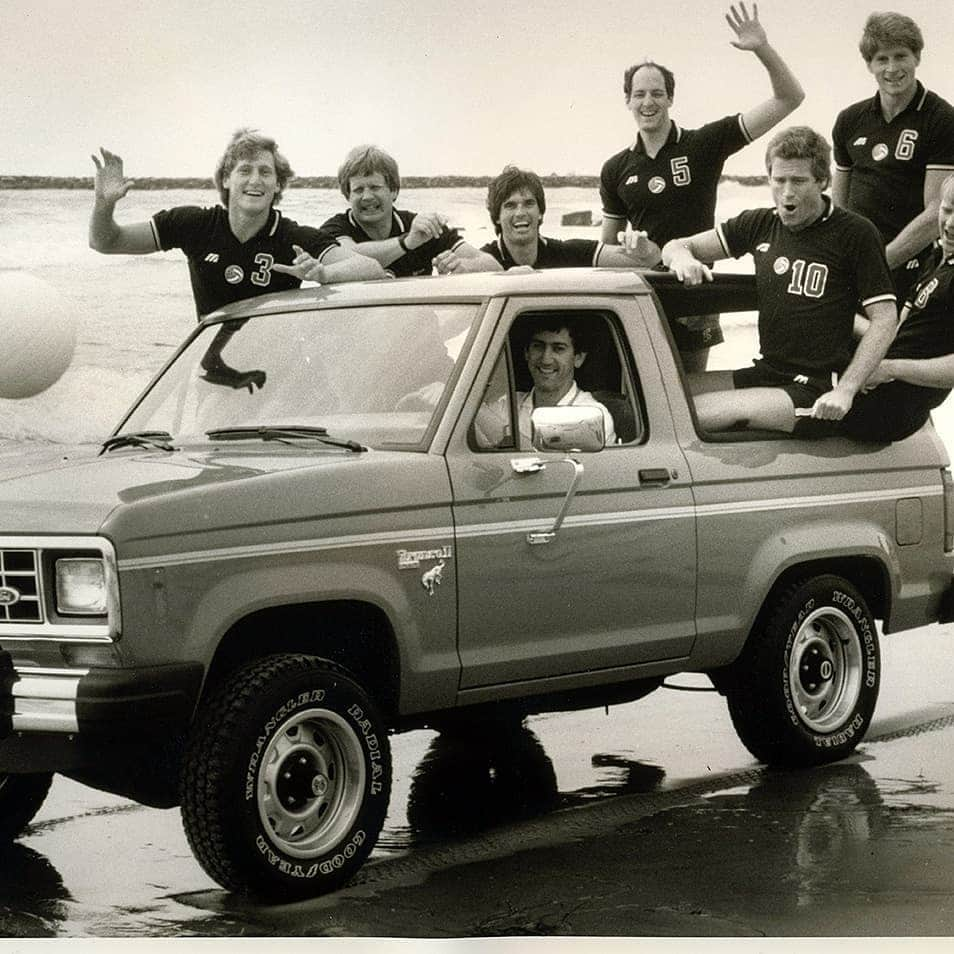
[1,267,952,899]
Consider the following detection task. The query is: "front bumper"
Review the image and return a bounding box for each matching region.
[0,647,202,771]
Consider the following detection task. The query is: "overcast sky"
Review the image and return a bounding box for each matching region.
[3,0,952,178]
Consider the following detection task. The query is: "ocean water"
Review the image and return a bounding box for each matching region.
[1,182,915,446]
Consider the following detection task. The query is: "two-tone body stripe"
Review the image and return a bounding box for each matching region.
[115,485,941,572]
[118,525,455,572]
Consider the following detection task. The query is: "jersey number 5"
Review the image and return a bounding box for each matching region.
[251,253,274,287]
[671,157,691,187]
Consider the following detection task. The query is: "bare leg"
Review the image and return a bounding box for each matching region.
[695,387,797,433]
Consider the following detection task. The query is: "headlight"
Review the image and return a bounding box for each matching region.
[55,558,108,615]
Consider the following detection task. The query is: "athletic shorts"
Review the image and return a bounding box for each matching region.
[732,360,838,409]
[840,381,949,442]
[670,313,724,353]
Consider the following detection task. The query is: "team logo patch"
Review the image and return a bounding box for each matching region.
[871,143,889,162]
[756,242,771,253]
[625,174,639,186]
[853,136,867,146]
[224,265,245,284]
[648,176,666,194]
[773,256,790,275]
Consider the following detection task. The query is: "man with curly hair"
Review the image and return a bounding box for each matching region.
[89,128,382,318]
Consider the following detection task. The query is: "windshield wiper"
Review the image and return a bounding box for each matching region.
[205,426,367,453]
[100,430,176,454]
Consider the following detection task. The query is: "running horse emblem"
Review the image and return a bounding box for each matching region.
[421,560,445,596]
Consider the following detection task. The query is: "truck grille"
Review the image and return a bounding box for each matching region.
[0,549,42,622]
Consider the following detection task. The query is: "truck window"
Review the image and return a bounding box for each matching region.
[470,310,645,451]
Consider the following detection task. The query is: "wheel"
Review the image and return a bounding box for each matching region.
[726,574,880,766]
[0,772,53,842]
[181,655,391,900]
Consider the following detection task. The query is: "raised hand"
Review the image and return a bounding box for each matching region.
[91,148,134,205]
[725,2,767,52]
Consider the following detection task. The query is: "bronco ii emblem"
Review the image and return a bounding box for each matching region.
[397,545,453,570]
[0,587,21,606]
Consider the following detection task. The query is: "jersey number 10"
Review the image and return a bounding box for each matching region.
[786,260,829,298]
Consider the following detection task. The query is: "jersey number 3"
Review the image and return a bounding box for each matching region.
[251,253,274,287]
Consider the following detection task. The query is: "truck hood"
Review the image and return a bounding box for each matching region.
[0,444,445,539]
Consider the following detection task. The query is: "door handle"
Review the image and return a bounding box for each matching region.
[638,468,671,485]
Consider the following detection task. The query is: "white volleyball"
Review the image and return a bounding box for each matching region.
[0,272,77,399]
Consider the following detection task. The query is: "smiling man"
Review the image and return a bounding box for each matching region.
[661,126,897,435]
[434,166,658,273]
[475,316,617,448]
[89,129,382,318]
[832,13,954,304]
[319,145,495,277]
[599,4,804,370]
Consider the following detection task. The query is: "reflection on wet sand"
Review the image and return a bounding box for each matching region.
[392,721,667,845]
[404,723,559,841]
[0,843,71,936]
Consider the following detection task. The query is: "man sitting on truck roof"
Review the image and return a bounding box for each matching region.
[432,166,659,274]
[661,126,898,435]
[474,315,616,448]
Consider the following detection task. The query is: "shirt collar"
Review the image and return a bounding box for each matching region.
[497,235,547,266]
[631,122,680,155]
[868,80,927,117]
[523,381,581,409]
[346,208,404,238]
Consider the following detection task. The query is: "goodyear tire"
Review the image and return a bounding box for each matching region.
[180,655,391,900]
[726,575,880,767]
[0,772,52,842]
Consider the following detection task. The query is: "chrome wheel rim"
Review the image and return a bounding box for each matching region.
[788,606,864,733]
[256,707,366,859]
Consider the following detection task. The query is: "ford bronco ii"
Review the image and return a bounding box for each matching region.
[0,268,952,898]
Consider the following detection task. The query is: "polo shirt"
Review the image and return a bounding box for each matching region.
[480,235,602,269]
[320,208,465,277]
[832,82,954,244]
[151,206,339,317]
[717,199,896,376]
[600,115,751,247]
[889,243,954,359]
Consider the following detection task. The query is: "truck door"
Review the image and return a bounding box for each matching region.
[445,297,697,691]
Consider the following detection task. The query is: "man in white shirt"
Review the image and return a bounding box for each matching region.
[477,318,617,448]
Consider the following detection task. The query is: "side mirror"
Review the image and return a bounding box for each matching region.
[530,405,605,453]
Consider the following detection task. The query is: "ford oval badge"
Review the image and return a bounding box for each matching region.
[0,586,21,606]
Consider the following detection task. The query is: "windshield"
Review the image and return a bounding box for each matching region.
[119,303,479,448]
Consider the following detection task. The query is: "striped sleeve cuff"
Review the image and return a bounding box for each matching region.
[714,222,732,258]
[738,113,753,144]
[860,293,898,309]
